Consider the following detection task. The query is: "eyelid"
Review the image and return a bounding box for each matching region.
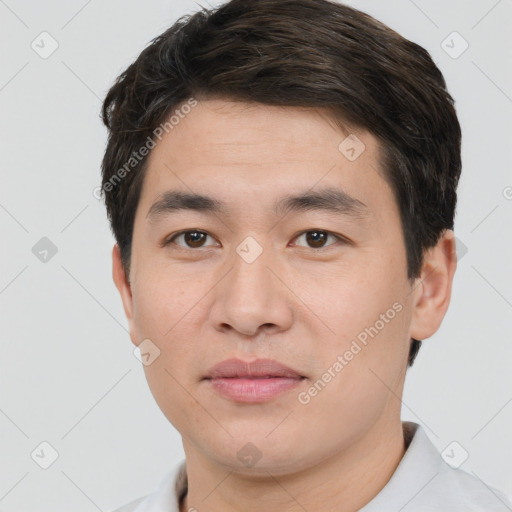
[290,230,349,249]
[161,230,217,249]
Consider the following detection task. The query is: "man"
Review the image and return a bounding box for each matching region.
[101,0,512,510]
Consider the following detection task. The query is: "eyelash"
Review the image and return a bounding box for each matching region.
[162,229,349,251]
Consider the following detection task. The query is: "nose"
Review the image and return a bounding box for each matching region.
[209,240,294,338]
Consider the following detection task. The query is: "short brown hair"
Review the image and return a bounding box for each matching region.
[100,0,462,366]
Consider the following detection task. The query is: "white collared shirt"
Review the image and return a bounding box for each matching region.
[112,422,512,512]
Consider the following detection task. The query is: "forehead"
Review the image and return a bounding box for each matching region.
[150,99,376,165]
[138,99,394,221]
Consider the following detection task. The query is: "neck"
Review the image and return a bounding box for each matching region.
[180,416,406,512]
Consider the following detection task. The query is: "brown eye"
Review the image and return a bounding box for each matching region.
[167,230,214,249]
[294,230,341,249]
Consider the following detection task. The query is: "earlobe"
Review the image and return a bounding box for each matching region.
[112,244,138,345]
[409,229,458,342]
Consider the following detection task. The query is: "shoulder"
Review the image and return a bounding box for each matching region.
[108,460,186,512]
[361,423,512,511]
[430,465,512,511]
[403,423,512,510]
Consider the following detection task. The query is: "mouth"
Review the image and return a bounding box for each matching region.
[204,357,305,380]
[203,358,305,403]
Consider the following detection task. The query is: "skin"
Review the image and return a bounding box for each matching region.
[113,99,457,512]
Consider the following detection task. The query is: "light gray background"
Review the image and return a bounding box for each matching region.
[0,0,511,510]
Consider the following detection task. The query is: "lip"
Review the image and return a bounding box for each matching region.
[204,358,304,379]
[203,358,305,403]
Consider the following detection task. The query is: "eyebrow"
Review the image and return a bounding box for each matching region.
[146,186,370,222]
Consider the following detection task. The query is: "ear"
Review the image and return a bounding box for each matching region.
[112,244,138,346]
[409,229,458,341]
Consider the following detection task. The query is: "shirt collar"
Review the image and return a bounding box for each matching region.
[132,421,511,511]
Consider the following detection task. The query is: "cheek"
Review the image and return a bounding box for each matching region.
[304,256,411,389]
[130,271,206,405]
[300,305,410,435]
[304,263,402,341]
[131,266,201,338]
[132,271,202,413]
[142,359,203,434]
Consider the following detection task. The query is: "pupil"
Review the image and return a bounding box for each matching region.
[185,231,205,247]
[307,231,326,248]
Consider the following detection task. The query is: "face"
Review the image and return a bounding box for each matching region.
[113,99,455,475]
